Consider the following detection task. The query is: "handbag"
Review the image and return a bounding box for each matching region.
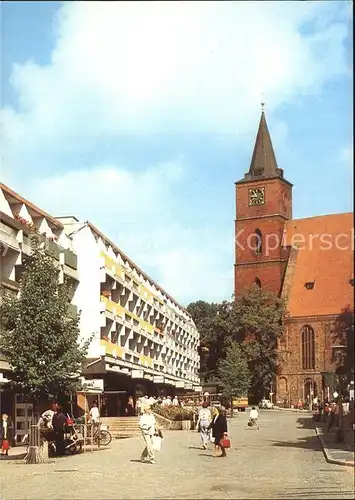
[220,436,231,448]
[152,435,162,451]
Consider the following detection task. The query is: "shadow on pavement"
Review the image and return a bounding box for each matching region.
[0,452,27,461]
[268,435,322,452]
[296,417,315,429]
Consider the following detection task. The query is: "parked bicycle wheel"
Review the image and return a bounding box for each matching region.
[97,430,112,446]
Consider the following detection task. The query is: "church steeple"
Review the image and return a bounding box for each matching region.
[239,109,284,182]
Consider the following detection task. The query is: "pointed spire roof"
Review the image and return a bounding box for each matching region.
[237,110,285,183]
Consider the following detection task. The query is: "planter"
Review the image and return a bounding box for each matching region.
[169,421,182,430]
[181,420,191,431]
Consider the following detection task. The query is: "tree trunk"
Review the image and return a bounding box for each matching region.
[24,425,45,464]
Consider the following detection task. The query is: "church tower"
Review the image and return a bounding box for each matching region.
[234,110,293,297]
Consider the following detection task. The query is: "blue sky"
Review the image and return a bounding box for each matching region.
[1,1,353,305]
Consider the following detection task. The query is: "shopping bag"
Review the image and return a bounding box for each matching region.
[220,436,231,448]
[152,435,162,451]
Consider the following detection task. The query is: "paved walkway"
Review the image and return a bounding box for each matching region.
[315,421,354,467]
[1,411,354,500]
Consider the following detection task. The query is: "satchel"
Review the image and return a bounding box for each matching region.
[220,436,231,448]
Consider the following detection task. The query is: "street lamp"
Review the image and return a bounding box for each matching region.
[331,345,347,443]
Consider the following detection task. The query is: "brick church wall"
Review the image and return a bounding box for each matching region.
[277,317,339,406]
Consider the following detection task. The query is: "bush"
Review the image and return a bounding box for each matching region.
[153,405,196,421]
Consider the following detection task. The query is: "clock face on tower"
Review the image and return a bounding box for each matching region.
[249,187,265,206]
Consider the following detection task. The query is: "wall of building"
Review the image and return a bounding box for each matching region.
[277,317,339,405]
[70,225,103,358]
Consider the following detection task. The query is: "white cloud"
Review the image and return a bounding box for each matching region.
[1,1,351,303]
[28,161,233,305]
[2,0,350,144]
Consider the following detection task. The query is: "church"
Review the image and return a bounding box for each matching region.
[234,110,354,406]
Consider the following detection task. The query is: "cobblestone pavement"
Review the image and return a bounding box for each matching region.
[1,411,354,500]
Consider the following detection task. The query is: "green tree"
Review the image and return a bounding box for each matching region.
[232,285,287,402]
[187,300,234,382]
[0,238,91,402]
[218,342,250,399]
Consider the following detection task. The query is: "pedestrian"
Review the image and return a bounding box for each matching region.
[0,414,14,457]
[52,404,67,456]
[89,402,100,424]
[197,402,211,449]
[248,406,259,428]
[148,395,156,407]
[173,396,179,406]
[125,396,135,416]
[208,407,228,457]
[139,404,156,464]
[327,403,337,431]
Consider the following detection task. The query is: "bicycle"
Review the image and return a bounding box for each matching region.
[83,423,112,446]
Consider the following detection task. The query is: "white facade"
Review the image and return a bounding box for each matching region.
[58,218,200,388]
[0,183,79,301]
[0,183,79,443]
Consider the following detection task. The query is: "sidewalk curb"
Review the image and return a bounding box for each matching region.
[274,407,311,413]
[314,425,355,468]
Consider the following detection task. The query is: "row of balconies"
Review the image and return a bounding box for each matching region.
[103,324,199,363]
[100,259,198,338]
[0,212,78,271]
[100,295,199,351]
[102,339,199,382]
[101,334,199,369]
[101,291,197,342]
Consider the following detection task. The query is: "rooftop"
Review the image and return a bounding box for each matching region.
[282,213,354,317]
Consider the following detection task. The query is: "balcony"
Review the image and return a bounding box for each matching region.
[64,248,77,270]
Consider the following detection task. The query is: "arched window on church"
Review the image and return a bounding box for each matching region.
[255,278,261,288]
[254,229,262,255]
[301,325,315,370]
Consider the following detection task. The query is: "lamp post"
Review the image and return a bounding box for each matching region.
[331,345,347,443]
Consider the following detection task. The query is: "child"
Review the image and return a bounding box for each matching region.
[0,414,14,456]
[248,406,259,428]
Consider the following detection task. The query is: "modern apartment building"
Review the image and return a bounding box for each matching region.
[0,182,79,442]
[57,217,200,416]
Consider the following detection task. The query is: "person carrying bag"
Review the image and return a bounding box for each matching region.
[208,406,230,457]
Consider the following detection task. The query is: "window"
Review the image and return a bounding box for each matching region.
[301,325,315,370]
[254,229,262,255]
[255,278,261,288]
[304,281,314,290]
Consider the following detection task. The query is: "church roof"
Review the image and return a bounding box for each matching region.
[282,213,354,318]
[237,111,285,183]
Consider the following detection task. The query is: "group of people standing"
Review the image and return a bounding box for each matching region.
[196,402,229,457]
[38,402,70,456]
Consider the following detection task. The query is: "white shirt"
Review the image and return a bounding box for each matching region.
[139,413,156,436]
[249,409,259,420]
[90,407,100,421]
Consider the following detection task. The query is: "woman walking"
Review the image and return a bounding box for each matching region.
[197,402,211,449]
[208,407,228,457]
[139,404,156,464]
